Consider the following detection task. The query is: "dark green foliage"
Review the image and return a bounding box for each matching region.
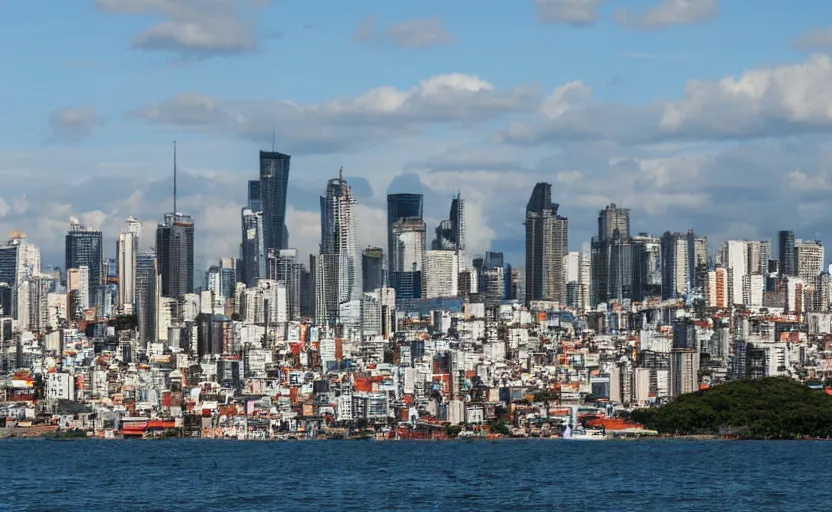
[489,420,511,435]
[631,378,832,439]
[533,391,557,403]
[445,424,462,437]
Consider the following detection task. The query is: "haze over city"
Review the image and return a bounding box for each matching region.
[4,0,832,270]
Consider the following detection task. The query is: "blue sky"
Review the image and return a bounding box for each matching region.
[4,0,832,270]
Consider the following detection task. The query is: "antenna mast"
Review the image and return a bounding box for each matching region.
[339,166,343,182]
[272,124,275,152]
[173,141,177,215]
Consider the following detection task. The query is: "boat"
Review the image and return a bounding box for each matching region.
[562,424,608,441]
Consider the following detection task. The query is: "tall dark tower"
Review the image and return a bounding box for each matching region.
[156,213,195,298]
[387,193,423,278]
[778,230,796,277]
[260,151,291,251]
[524,183,568,304]
[156,144,195,298]
[65,222,103,300]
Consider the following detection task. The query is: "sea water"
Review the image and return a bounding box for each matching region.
[0,439,828,511]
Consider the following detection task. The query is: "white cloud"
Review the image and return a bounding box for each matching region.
[96,0,271,57]
[534,0,603,26]
[503,54,832,145]
[615,0,718,29]
[132,74,539,153]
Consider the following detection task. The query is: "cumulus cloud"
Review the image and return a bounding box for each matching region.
[131,74,539,153]
[503,54,832,146]
[49,106,102,142]
[534,0,603,26]
[615,0,719,29]
[96,0,271,57]
[352,16,453,48]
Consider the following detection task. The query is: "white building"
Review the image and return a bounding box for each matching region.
[742,274,765,310]
[422,250,460,298]
[46,373,75,401]
[117,217,141,312]
[320,172,362,327]
[718,241,748,306]
[796,240,824,283]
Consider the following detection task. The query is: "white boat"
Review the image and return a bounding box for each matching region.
[562,424,608,441]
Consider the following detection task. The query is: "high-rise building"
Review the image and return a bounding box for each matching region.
[116,217,141,313]
[65,221,102,301]
[240,208,266,286]
[386,193,423,276]
[390,218,426,301]
[660,232,689,300]
[247,179,262,212]
[632,234,661,302]
[156,213,194,299]
[524,183,568,304]
[136,252,158,347]
[795,239,824,283]
[422,250,459,299]
[320,170,362,327]
[267,248,302,321]
[67,266,90,315]
[598,203,630,241]
[591,204,632,307]
[746,240,770,275]
[260,151,291,251]
[717,240,748,306]
[0,234,39,319]
[432,193,465,251]
[779,230,796,276]
[362,247,385,292]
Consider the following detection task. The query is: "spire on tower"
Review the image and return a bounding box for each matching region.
[173,140,177,215]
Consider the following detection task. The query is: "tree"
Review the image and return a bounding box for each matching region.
[445,424,462,438]
[489,420,511,435]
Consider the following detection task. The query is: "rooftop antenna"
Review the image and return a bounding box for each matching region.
[173,140,177,216]
[339,166,343,182]
[272,124,275,152]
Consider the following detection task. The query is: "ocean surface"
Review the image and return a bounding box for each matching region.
[0,439,829,511]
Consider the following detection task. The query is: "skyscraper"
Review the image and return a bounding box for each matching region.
[524,183,568,304]
[116,217,141,312]
[432,193,465,251]
[390,218,426,301]
[247,179,262,212]
[65,221,103,301]
[362,247,385,292]
[591,204,632,307]
[268,248,302,321]
[136,252,158,347]
[386,193,423,278]
[0,234,38,319]
[156,213,194,298]
[320,169,362,327]
[660,232,689,300]
[260,151,291,251]
[779,230,796,277]
[240,208,266,286]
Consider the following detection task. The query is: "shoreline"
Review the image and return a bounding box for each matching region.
[6,429,827,442]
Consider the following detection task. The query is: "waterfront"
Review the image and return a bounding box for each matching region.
[1,440,829,511]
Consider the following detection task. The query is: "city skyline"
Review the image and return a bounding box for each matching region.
[5,1,832,270]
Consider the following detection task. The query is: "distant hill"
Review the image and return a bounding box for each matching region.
[630,378,832,440]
